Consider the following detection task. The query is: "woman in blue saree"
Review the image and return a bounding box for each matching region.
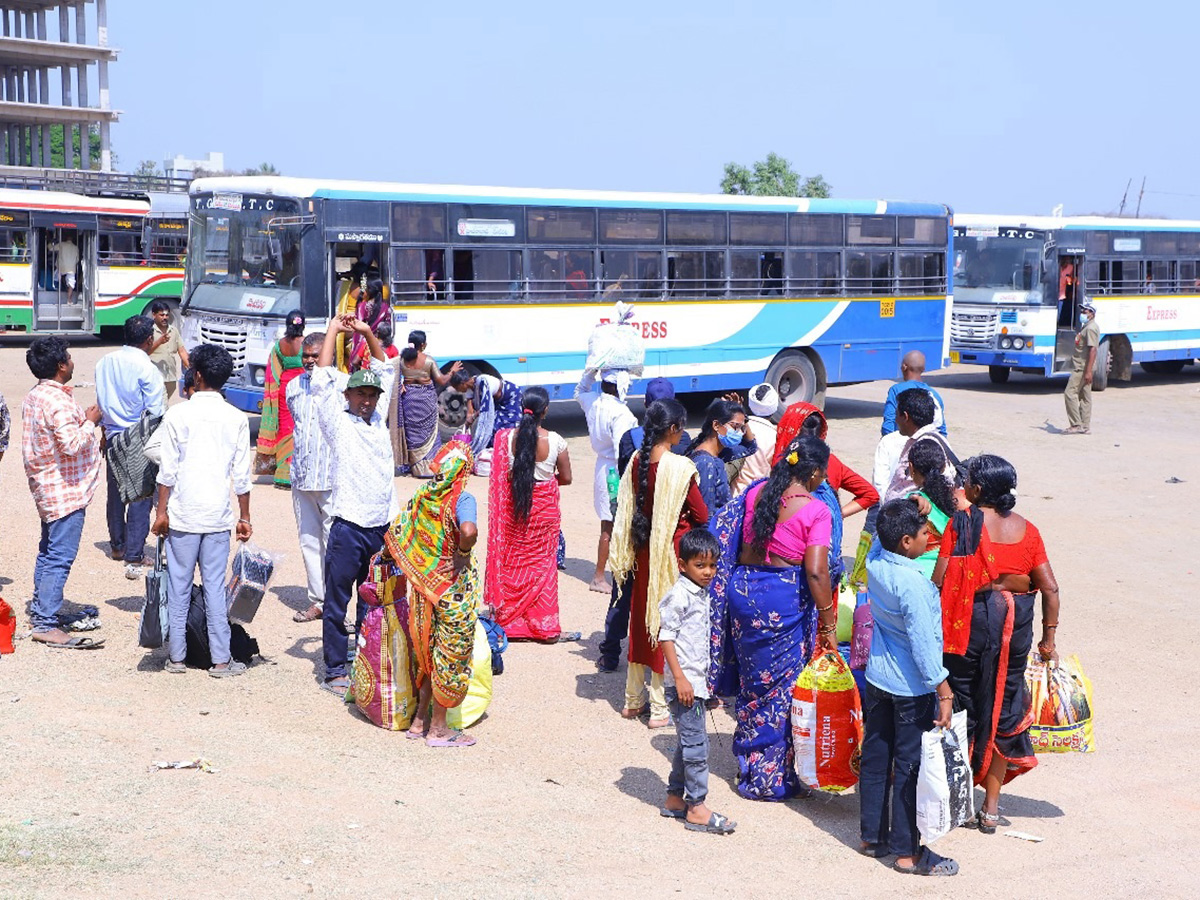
[708,435,839,800]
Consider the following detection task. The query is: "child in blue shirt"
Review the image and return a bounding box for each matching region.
[860,498,958,876]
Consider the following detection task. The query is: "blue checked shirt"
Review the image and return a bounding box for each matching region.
[286,369,339,493]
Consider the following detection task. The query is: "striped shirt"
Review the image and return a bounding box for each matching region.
[21,380,103,522]
[286,369,341,493]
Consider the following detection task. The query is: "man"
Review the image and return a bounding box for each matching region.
[1063,300,1099,435]
[286,332,335,624]
[0,388,9,464]
[20,337,105,649]
[312,315,397,695]
[96,315,166,579]
[732,382,780,494]
[881,350,946,436]
[575,368,637,593]
[147,300,190,400]
[52,233,79,304]
[877,389,956,505]
[152,344,252,677]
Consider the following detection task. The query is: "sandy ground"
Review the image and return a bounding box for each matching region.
[0,337,1198,900]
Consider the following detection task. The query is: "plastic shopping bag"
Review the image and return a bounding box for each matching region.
[586,303,645,374]
[849,596,873,670]
[1026,652,1096,754]
[916,710,974,843]
[225,540,278,625]
[444,618,495,731]
[791,649,863,793]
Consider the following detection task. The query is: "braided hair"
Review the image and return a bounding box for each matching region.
[750,435,830,557]
[909,438,956,518]
[510,386,550,523]
[632,399,688,550]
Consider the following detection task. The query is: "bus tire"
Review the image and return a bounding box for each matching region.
[437,360,498,442]
[1091,338,1111,392]
[988,365,1010,384]
[765,350,818,408]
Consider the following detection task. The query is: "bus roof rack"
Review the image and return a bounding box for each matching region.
[0,165,191,199]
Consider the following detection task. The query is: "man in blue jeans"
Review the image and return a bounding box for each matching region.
[96,315,165,580]
[21,337,105,649]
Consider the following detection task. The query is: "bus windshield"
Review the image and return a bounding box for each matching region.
[185,197,302,315]
[953,234,1044,302]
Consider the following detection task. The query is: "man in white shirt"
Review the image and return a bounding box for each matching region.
[877,388,955,504]
[152,343,252,678]
[52,234,79,303]
[95,315,166,579]
[733,383,780,495]
[575,367,637,593]
[285,331,335,624]
[312,315,396,696]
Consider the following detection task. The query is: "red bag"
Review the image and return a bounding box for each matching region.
[0,597,16,654]
[791,649,863,793]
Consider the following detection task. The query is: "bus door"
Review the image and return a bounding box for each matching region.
[324,227,389,318]
[1053,250,1085,372]
[32,214,96,332]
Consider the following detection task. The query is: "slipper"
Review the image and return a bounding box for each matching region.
[894,847,959,876]
[321,677,349,696]
[659,807,687,819]
[684,812,736,835]
[36,635,104,650]
[208,661,247,679]
[405,728,428,741]
[425,730,476,748]
[553,631,582,643]
[163,659,187,674]
[647,717,672,729]
[292,604,323,623]
[859,842,890,858]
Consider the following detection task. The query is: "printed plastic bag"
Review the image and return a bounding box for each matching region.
[916,710,974,843]
[1025,652,1096,754]
[352,559,418,731]
[791,649,863,793]
[849,596,873,670]
[225,540,278,625]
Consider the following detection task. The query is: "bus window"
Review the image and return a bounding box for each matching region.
[898,216,947,246]
[847,216,896,246]
[789,251,840,295]
[391,246,444,303]
[666,212,727,246]
[451,249,522,302]
[529,249,593,301]
[527,208,596,244]
[847,251,894,294]
[729,213,786,247]
[0,226,29,261]
[731,250,782,296]
[899,252,944,294]
[98,216,143,265]
[598,209,663,244]
[392,203,447,242]
[790,214,843,246]
[667,250,724,298]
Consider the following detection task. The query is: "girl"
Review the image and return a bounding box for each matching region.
[685,398,757,516]
[254,308,305,488]
[906,438,957,578]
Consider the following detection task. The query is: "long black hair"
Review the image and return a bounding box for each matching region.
[510,386,550,523]
[968,454,1018,513]
[408,329,427,350]
[909,438,956,518]
[684,398,744,457]
[632,399,688,550]
[284,308,305,339]
[750,435,829,557]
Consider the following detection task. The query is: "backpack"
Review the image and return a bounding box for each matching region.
[184,584,260,668]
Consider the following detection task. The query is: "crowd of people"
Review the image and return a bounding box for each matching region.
[7,308,1066,869]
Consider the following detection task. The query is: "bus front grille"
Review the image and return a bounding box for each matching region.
[197,320,248,382]
[950,310,998,350]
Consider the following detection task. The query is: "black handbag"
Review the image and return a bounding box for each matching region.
[137,538,169,649]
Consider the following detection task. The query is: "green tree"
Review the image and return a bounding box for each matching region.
[720,152,830,198]
[46,124,104,168]
[243,162,280,176]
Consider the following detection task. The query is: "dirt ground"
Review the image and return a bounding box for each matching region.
[0,337,1197,899]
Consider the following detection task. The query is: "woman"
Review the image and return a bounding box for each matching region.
[391,330,460,478]
[610,399,708,728]
[386,441,482,748]
[486,387,578,642]
[450,369,523,460]
[685,398,758,516]
[933,455,1060,833]
[709,435,838,800]
[907,438,957,578]
[774,402,878,599]
[335,275,387,371]
[254,308,306,488]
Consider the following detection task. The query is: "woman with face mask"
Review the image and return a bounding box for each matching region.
[684,398,757,517]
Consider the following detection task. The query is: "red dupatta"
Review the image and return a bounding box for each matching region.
[938,507,998,655]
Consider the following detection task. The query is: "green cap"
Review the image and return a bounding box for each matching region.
[346,368,383,392]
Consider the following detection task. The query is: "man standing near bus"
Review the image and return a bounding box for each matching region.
[1063,300,1099,435]
[52,233,79,304]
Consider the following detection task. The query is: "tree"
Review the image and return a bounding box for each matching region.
[720,152,830,198]
[242,162,280,176]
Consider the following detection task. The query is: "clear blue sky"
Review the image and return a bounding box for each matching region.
[108,0,1198,218]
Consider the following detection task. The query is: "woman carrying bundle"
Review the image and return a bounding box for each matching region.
[487,387,579,642]
[255,308,306,488]
[709,435,837,800]
[391,330,460,478]
[610,399,708,728]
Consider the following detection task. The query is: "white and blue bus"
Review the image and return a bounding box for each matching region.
[951,213,1200,388]
[180,176,953,413]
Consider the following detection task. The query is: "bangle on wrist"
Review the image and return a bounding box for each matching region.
[815,602,834,612]
[1043,623,1058,629]
[238,518,251,524]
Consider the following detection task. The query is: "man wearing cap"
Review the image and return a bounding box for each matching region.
[732,383,780,495]
[312,315,397,695]
[1063,301,1099,435]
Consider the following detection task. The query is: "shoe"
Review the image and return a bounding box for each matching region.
[124,563,145,580]
[596,658,618,673]
[1061,425,1082,434]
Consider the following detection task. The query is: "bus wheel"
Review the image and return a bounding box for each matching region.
[766,350,818,407]
[988,365,1010,384]
[1091,339,1111,391]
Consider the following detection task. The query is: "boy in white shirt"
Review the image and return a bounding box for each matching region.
[152,344,252,678]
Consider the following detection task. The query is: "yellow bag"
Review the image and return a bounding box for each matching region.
[1025,653,1095,754]
[444,619,494,731]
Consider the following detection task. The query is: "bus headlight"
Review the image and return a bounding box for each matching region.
[999,337,1013,349]
[252,366,266,387]
[1012,337,1026,350]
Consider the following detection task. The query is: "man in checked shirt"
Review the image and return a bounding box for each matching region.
[20,337,105,649]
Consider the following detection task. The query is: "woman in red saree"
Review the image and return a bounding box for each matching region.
[486,387,579,642]
[254,309,305,487]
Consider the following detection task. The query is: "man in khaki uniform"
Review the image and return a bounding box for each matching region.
[1063,299,1099,434]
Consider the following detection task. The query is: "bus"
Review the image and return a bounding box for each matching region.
[951,213,1200,388]
[0,187,188,337]
[180,175,953,413]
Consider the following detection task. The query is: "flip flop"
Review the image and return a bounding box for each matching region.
[684,812,736,835]
[36,635,104,650]
[425,730,476,748]
[553,631,582,643]
[292,605,323,623]
[894,847,959,876]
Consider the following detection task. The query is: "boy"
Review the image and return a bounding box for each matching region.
[148,301,190,400]
[881,351,946,436]
[152,344,252,677]
[312,315,396,696]
[860,499,957,875]
[658,528,736,836]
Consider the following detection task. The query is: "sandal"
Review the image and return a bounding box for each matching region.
[684,812,736,835]
[859,842,890,858]
[292,604,323,623]
[321,676,350,696]
[552,631,582,643]
[208,661,247,679]
[894,847,959,876]
[975,810,1000,835]
[34,634,104,650]
[425,730,476,748]
[163,659,187,674]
